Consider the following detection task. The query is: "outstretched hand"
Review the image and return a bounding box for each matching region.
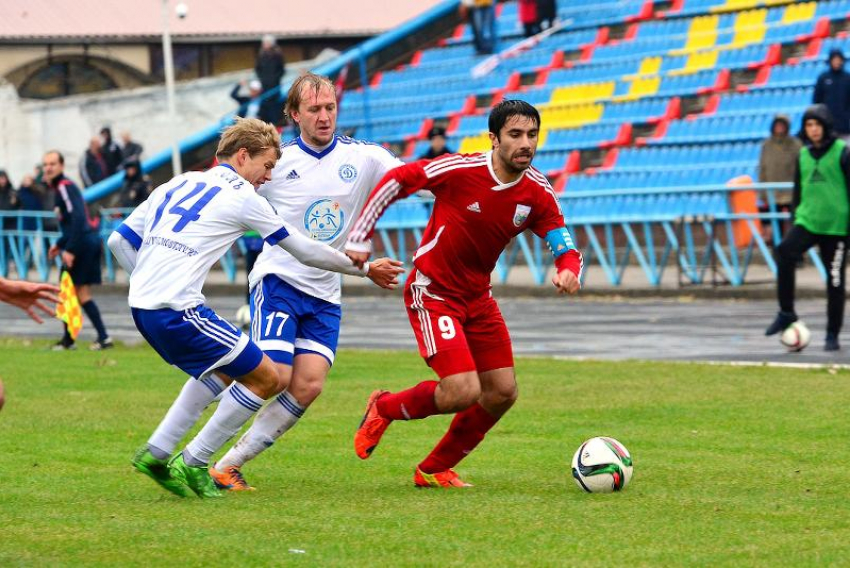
[552,269,580,295]
[0,279,61,324]
[367,258,405,289]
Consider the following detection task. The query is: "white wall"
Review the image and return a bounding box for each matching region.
[0,50,337,186]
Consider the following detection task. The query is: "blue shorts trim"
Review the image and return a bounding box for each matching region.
[132,305,263,380]
[250,276,341,367]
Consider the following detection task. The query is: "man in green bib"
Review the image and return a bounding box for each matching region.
[766,104,850,351]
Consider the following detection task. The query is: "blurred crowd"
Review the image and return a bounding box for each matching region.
[0,127,150,232]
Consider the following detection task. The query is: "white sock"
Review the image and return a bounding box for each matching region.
[184,383,265,466]
[147,376,224,459]
[217,390,306,468]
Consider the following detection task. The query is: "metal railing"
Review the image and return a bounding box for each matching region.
[2,181,820,289]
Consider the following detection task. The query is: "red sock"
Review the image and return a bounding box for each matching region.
[418,403,499,474]
[376,380,439,420]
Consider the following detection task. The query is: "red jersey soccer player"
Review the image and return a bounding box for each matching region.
[345,100,583,488]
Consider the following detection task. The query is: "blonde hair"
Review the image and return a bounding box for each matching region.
[284,72,335,120]
[215,117,281,161]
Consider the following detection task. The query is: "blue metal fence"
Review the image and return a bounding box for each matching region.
[2,181,824,289]
[0,211,62,281]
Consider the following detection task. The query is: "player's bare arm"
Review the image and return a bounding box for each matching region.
[366,257,405,289]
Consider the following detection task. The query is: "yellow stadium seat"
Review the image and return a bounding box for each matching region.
[670,49,718,75]
[731,8,766,47]
[616,75,661,101]
[682,15,718,52]
[459,133,491,154]
[711,0,759,12]
[549,82,615,106]
[540,103,604,130]
[782,1,815,24]
[636,57,662,77]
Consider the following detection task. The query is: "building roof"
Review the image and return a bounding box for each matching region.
[0,0,446,41]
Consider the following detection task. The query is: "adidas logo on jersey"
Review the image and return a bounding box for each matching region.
[286,169,300,180]
[467,202,481,213]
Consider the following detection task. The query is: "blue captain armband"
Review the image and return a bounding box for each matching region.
[544,227,576,258]
[116,223,142,250]
[265,226,290,246]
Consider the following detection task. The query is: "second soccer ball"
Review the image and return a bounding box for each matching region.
[780,321,811,352]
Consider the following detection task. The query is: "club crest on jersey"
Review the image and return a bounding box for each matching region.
[304,199,345,242]
[338,164,358,183]
[513,204,531,227]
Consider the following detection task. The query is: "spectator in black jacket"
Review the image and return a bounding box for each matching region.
[419,126,454,160]
[536,0,557,30]
[118,160,151,208]
[100,127,124,176]
[814,49,850,137]
[120,131,144,164]
[80,137,109,188]
[256,35,285,92]
[256,35,285,125]
[43,150,112,351]
[0,170,17,212]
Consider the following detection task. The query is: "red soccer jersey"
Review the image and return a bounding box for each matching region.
[348,151,583,296]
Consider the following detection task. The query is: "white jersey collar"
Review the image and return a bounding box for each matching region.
[296,135,337,159]
[486,150,525,191]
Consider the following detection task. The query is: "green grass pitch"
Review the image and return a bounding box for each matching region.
[1,339,848,566]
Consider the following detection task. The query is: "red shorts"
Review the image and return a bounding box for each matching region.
[404,268,514,378]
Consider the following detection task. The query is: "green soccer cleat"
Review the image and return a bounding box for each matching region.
[168,453,223,499]
[131,446,190,498]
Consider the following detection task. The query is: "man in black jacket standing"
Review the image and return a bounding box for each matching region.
[43,150,112,351]
[255,35,285,126]
[100,127,124,176]
[814,49,850,137]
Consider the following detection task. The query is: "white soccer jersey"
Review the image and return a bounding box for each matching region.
[248,135,402,304]
[121,164,290,310]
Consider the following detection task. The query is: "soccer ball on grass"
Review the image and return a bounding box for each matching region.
[571,436,633,493]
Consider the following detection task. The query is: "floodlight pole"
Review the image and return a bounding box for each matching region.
[161,0,183,175]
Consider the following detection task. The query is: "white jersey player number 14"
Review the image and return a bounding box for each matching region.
[151,180,223,234]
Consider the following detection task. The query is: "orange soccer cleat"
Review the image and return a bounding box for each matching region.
[209,464,255,491]
[354,390,392,459]
[414,467,473,488]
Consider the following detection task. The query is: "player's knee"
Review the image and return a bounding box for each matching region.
[500,383,519,406]
[242,358,283,399]
[440,374,481,410]
[482,381,517,409]
[290,374,325,404]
